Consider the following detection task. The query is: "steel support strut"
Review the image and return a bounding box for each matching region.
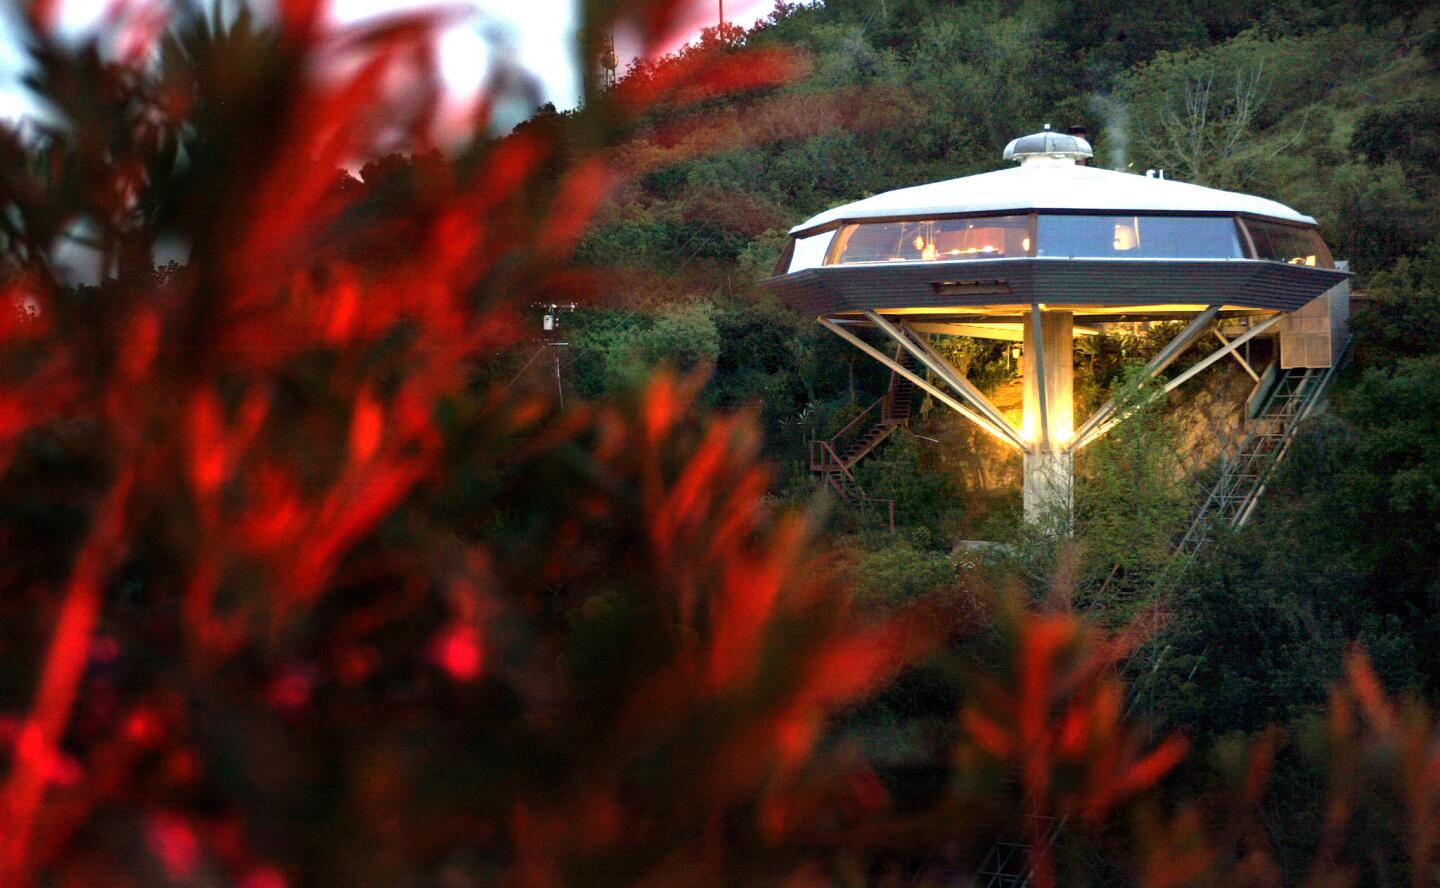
[818,317,1025,452]
[1161,313,1282,394]
[1214,329,1260,382]
[862,311,1028,450]
[1029,303,1051,452]
[1071,311,1281,451]
[1069,305,1222,452]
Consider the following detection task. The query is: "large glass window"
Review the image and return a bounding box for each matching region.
[1244,219,1333,268]
[1035,214,1243,259]
[801,213,1332,268]
[828,215,1031,264]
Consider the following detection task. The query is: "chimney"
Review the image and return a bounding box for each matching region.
[1067,125,1090,166]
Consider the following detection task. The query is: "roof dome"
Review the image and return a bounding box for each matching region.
[1003,128,1093,163]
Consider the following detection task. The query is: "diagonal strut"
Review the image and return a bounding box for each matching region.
[863,311,1029,451]
[818,317,1025,452]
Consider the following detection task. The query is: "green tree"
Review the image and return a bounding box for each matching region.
[1074,368,1191,617]
[1352,244,1440,364]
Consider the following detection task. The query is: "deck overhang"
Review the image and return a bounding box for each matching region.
[762,258,1349,320]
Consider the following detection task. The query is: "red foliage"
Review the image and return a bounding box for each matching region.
[5,2,1438,885]
[0,2,946,883]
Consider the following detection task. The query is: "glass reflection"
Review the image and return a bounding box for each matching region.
[1245,219,1334,268]
[1035,215,1243,259]
[828,216,1030,264]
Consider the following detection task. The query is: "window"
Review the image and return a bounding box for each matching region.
[801,213,1318,268]
[828,215,1031,264]
[1035,215,1243,259]
[1244,219,1334,268]
[787,231,835,272]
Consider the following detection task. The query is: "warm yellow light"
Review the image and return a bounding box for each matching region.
[1113,221,1139,251]
[922,243,937,261]
[1020,413,1037,444]
[913,235,926,250]
[1022,236,1031,251]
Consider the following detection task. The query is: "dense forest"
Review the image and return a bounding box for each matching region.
[2,0,1440,883]
[555,0,1440,878]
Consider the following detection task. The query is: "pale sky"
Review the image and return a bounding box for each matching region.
[0,0,780,123]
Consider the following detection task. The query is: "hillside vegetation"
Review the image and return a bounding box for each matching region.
[550,1,1440,876]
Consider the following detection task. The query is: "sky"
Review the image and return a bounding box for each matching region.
[0,0,781,124]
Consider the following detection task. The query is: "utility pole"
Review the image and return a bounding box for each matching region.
[719,0,724,27]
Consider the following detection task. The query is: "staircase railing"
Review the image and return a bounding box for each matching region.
[1175,337,1350,557]
[809,437,858,480]
[810,345,917,472]
[808,344,918,532]
[810,394,888,474]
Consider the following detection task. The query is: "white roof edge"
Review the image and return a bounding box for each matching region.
[788,165,1317,235]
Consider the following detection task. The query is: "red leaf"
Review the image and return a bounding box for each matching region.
[348,389,383,465]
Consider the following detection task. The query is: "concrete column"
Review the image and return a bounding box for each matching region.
[1021,309,1074,527]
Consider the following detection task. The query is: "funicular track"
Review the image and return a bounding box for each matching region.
[1176,338,1350,559]
[975,812,1067,888]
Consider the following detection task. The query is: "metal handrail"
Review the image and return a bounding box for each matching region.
[833,394,887,441]
[810,439,857,482]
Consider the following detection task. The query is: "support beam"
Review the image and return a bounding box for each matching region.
[1028,304,1052,452]
[903,321,1026,341]
[1069,305,1221,452]
[818,317,1024,452]
[902,321,1101,341]
[863,311,1028,450]
[1076,312,1283,451]
[1022,306,1074,527]
[1213,329,1260,382]
[897,323,1028,449]
[1162,313,1282,394]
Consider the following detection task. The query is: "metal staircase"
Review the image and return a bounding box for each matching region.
[1175,339,1350,557]
[809,345,919,526]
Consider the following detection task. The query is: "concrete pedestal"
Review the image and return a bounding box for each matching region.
[1021,309,1074,527]
[1023,449,1074,527]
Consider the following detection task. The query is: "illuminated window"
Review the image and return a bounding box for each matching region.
[1244,219,1334,268]
[828,215,1031,264]
[1035,215,1243,259]
[1112,218,1140,251]
[805,214,1330,267]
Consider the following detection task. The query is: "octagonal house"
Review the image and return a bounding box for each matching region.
[764,129,1350,527]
